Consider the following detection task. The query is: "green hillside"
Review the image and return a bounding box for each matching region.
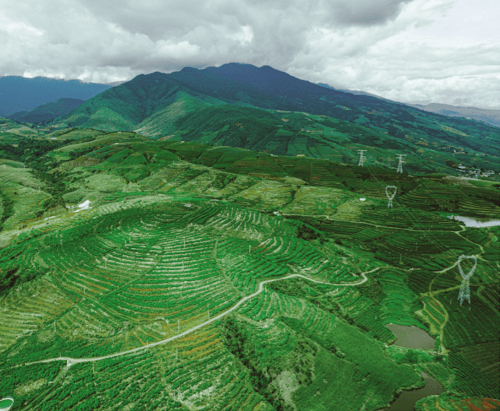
[0,116,38,139]
[42,64,500,179]
[8,98,84,124]
[0,130,498,410]
[172,104,500,176]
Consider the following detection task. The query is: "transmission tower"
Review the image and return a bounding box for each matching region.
[457,255,477,305]
[396,154,406,173]
[385,185,397,208]
[358,150,367,167]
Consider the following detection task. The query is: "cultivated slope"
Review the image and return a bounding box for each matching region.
[0,130,498,410]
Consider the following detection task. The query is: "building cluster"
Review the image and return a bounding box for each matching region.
[457,164,496,178]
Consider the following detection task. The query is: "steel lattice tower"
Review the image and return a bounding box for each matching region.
[358,150,367,167]
[396,154,406,173]
[457,255,477,305]
[385,185,397,208]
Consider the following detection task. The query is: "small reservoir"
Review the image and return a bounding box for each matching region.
[385,324,435,350]
[380,325,442,410]
[447,215,500,228]
[381,372,443,411]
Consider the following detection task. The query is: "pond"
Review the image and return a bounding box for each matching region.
[385,324,436,350]
[380,372,444,411]
[379,325,443,411]
[447,215,500,227]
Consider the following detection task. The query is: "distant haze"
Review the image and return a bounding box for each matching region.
[407,103,500,128]
[1,0,499,109]
[0,76,111,117]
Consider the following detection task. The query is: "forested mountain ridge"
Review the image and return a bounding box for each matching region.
[38,63,498,178]
[0,76,111,117]
[7,98,85,124]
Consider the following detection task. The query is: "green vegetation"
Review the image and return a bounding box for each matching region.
[415,395,500,411]
[30,64,499,179]
[8,98,84,125]
[0,127,498,410]
[0,398,13,407]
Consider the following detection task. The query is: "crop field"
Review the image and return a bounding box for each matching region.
[0,130,498,410]
[415,396,500,411]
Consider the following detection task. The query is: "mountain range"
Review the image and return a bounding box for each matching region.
[0,76,111,117]
[408,103,500,128]
[317,83,500,128]
[37,63,496,175]
[2,63,499,177]
[316,82,393,102]
[7,97,84,124]
[1,64,499,410]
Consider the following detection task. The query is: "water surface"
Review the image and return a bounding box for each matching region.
[447,215,500,227]
[379,325,442,410]
[385,324,435,350]
[381,372,443,411]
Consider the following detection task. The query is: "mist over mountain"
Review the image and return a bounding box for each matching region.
[0,76,112,117]
[316,82,393,102]
[408,103,500,128]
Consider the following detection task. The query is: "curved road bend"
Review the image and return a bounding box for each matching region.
[13,269,378,369]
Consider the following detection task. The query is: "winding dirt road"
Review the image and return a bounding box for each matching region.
[12,269,378,369]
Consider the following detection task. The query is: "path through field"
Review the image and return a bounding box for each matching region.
[10,269,378,370]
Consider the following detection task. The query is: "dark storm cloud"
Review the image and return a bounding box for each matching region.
[1,0,499,108]
[0,0,415,79]
[327,0,413,26]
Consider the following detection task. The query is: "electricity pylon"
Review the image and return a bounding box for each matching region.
[385,185,397,208]
[396,154,406,173]
[358,150,367,167]
[457,255,477,305]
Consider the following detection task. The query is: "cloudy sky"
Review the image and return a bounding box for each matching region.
[1,0,499,108]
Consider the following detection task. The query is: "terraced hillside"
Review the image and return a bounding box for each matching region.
[0,130,499,410]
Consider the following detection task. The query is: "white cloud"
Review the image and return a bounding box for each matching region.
[0,0,499,108]
[156,40,201,59]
